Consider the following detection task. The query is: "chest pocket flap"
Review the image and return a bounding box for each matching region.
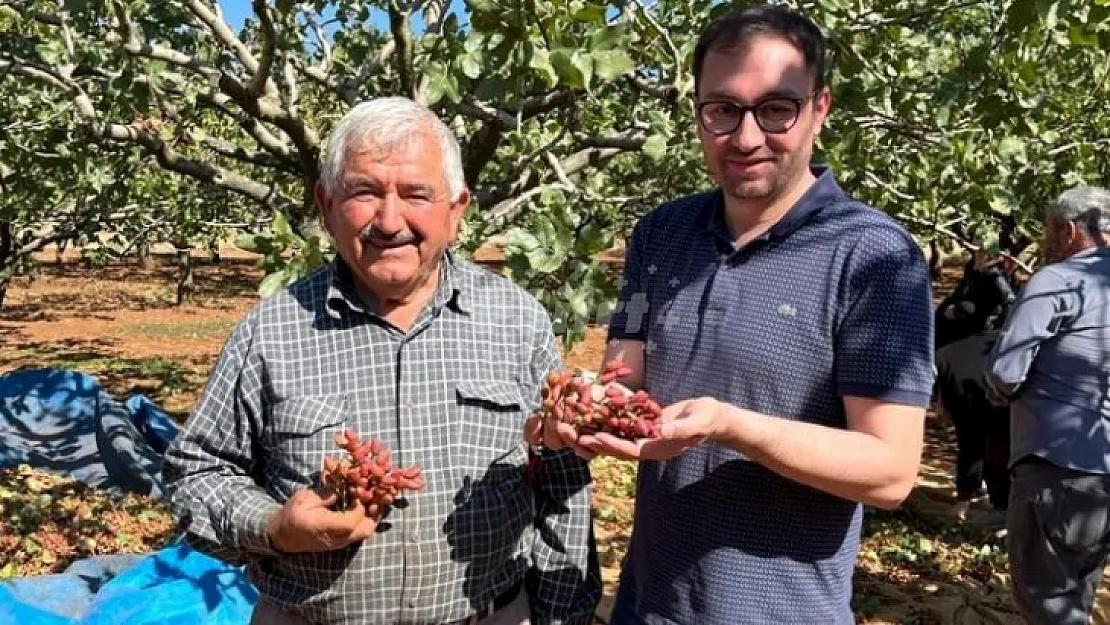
[455,380,526,412]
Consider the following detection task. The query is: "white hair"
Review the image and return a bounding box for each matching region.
[319,96,466,201]
[1049,186,1110,236]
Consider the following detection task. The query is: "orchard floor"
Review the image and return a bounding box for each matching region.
[1,255,1108,624]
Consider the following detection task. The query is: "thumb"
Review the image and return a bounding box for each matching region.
[659,419,693,440]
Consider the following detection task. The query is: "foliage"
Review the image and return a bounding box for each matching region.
[2,0,1109,344]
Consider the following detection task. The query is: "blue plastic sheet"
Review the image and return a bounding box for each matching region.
[0,369,259,623]
[0,368,179,497]
[0,541,258,624]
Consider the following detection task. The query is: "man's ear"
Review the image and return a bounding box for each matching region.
[812,87,832,132]
[314,182,332,230]
[447,187,471,244]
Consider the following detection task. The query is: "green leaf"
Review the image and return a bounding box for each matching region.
[550,48,590,90]
[272,211,293,239]
[572,3,606,23]
[460,54,482,80]
[997,136,1026,161]
[568,290,590,320]
[528,48,558,88]
[590,23,629,51]
[592,49,635,81]
[259,269,289,298]
[235,233,260,252]
[505,228,541,253]
[1068,26,1100,46]
[642,134,667,161]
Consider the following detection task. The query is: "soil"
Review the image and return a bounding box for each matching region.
[1,253,1107,625]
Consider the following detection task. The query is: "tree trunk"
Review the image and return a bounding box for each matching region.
[0,221,11,311]
[176,247,194,305]
[929,239,942,280]
[137,239,155,270]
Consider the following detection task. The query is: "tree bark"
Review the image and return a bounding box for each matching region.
[137,239,155,270]
[176,247,195,305]
[0,222,10,312]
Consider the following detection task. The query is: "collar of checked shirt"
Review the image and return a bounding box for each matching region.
[324,249,471,322]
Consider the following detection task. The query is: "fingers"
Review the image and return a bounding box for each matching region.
[523,414,544,446]
[578,432,642,461]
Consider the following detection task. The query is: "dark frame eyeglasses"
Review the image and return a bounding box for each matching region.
[696,92,819,136]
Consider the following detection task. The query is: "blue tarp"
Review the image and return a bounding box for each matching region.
[0,540,258,624]
[0,368,179,497]
[0,369,259,623]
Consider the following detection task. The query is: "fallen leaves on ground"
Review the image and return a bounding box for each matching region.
[0,465,175,579]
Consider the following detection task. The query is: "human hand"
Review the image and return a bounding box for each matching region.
[576,397,725,462]
[267,487,379,553]
[523,411,598,460]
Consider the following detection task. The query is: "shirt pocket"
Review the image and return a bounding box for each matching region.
[452,380,529,475]
[264,395,350,500]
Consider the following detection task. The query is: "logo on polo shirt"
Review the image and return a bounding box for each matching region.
[777,303,797,318]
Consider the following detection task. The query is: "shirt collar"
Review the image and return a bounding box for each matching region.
[325,250,468,319]
[700,165,845,247]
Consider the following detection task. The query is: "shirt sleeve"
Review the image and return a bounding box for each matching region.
[162,313,283,564]
[524,306,602,625]
[984,267,1078,401]
[836,227,936,407]
[606,216,651,342]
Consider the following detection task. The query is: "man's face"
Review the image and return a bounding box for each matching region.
[315,133,469,301]
[1040,214,1072,264]
[696,36,829,204]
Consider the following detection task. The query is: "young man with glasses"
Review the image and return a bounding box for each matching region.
[527,5,936,623]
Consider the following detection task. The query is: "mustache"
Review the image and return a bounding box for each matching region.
[358,224,420,246]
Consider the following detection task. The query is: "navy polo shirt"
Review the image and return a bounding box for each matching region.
[606,168,935,625]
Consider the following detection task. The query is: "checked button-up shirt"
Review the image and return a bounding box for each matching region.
[163,251,600,624]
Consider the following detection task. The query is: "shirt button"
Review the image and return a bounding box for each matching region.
[410,531,419,544]
[408,599,417,608]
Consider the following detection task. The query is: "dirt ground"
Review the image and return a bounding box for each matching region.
[1,253,1107,624]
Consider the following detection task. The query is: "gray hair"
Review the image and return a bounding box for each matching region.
[1049,186,1110,238]
[319,96,466,201]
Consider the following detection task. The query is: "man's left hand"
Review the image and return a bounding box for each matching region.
[576,397,726,461]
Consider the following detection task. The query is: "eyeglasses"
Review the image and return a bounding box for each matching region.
[696,92,817,136]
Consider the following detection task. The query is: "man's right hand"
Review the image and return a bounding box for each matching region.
[267,487,378,553]
[524,412,595,460]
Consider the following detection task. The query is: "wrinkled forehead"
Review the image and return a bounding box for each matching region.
[345,131,438,165]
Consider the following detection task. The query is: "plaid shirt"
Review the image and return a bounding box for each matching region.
[162,252,600,624]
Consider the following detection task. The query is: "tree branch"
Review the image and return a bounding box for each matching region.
[388,1,415,100]
[0,56,300,217]
[249,0,277,97]
[198,134,300,172]
[195,92,296,162]
[846,0,987,32]
[90,121,300,213]
[1,1,62,25]
[186,0,261,77]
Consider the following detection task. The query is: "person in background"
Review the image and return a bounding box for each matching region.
[985,185,1110,625]
[163,96,601,625]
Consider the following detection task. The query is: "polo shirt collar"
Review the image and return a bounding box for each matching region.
[701,166,845,247]
[325,250,468,319]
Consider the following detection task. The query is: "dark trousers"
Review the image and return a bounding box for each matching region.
[1008,456,1110,625]
[951,406,1011,508]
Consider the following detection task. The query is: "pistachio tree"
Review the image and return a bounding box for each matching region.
[2,0,1109,345]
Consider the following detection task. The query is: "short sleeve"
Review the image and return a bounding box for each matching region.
[835,227,936,406]
[606,217,651,342]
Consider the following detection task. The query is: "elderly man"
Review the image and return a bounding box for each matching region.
[163,96,600,625]
[530,6,934,624]
[984,186,1110,625]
